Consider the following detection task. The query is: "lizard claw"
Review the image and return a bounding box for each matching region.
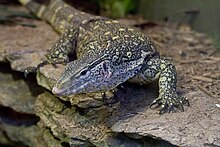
[51,58,69,68]
[117,85,127,93]
[51,63,58,68]
[179,104,184,112]
[150,91,189,114]
[101,92,106,100]
[24,60,48,78]
[24,67,37,78]
[101,90,118,105]
[184,98,190,106]
[159,102,169,114]
[168,104,175,113]
[150,98,162,108]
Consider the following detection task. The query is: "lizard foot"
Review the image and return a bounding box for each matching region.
[24,58,69,78]
[117,85,127,93]
[102,90,119,105]
[51,58,69,68]
[24,61,48,78]
[150,91,189,114]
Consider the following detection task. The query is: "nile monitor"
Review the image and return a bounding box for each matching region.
[19,0,189,113]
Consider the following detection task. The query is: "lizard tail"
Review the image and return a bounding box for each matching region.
[19,0,97,33]
[18,0,48,18]
[18,0,67,32]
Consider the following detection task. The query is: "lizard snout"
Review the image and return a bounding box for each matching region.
[52,87,65,96]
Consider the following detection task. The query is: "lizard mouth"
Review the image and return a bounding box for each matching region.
[52,81,88,96]
[52,87,75,96]
[52,78,97,96]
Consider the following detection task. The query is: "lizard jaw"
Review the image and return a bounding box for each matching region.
[52,80,89,96]
[52,86,76,96]
[52,87,65,96]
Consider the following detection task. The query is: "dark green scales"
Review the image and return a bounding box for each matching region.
[19,0,189,113]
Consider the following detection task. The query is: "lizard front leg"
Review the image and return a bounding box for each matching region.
[129,58,189,114]
[46,25,78,64]
[25,25,78,75]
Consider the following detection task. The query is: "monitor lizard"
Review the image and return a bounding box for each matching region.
[19,0,189,113]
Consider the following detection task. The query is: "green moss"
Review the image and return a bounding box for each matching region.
[211,33,220,53]
[91,0,139,18]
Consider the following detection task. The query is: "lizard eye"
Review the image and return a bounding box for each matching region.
[80,69,88,76]
[101,61,112,78]
[102,61,107,72]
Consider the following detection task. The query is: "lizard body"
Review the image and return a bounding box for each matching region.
[19,0,188,113]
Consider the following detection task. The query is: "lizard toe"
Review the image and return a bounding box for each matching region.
[149,97,163,109]
[24,60,49,78]
[24,67,37,78]
[151,91,189,114]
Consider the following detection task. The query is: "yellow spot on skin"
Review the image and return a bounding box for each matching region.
[104,32,111,35]
[151,66,156,69]
[51,15,56,23]
[78,33,82,38]
[19,0,31,5]
[94,25,100,29]
[112,36,119,40]
[119,28,125,31]
[59,21,66,32]
[147,61,152,65]
[127,52,132,58]
[82,20,88,24]
[64,4,69,8]
[161,60,166,64]
[105,21,112,24]
[67,14,74,22]
[106,42,110,48]
[141,50,151,57]
[154,72,160,80]
[139,37,145,41]
[133,42,138,45]
[55,6,63,13]
[49,1,57,10]
[160,64,166,69]
[58,53,64,58]
[128,28,134,31]
[160,77,167,82]
[51,6,63,23]
[37,5,46,18]
[80,12,86,14]
[90,45,95,49]
[55,51,60,55]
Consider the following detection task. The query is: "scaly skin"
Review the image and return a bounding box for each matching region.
[19,0,189,113]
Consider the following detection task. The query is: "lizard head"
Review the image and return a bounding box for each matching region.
[52,50,145,96]
[52,58,117,96]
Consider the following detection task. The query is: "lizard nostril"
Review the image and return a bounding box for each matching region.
[52,87,62,95]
